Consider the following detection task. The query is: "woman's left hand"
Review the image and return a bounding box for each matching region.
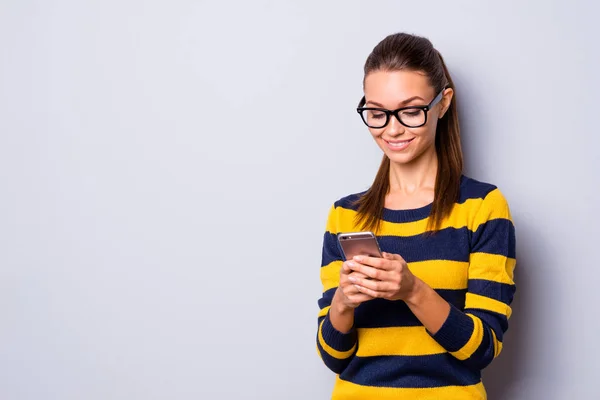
[347,252,420,302]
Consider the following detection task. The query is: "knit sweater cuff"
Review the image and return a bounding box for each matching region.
[320,312,357,353]
[430,303,474,352]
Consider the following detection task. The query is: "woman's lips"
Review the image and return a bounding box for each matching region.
[384,138,414,151]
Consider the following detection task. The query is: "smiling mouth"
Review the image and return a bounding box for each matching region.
[384,138,414,150]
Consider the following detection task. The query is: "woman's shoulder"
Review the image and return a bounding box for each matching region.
[458,175,503,203]
[459,175,512,221]
[331,189,368,211]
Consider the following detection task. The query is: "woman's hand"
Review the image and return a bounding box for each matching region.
[334,261,374,310]
[329,262,374,333]
[346,252,420,302]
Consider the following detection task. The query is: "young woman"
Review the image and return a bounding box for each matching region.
[316,33,516,400]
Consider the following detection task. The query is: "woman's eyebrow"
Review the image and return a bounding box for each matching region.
[365,96,425,108]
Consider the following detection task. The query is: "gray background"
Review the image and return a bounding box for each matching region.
[1,1,598,399]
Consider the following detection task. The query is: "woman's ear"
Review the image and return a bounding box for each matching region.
[439,87,454,119]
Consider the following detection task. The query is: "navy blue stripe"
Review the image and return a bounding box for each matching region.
[466,309,508,341]
[334,192,364,210]
[457,176,496,204]
[321,231,343,266]
[318,287,336,310]
[432,304,474,352]
[335,195,433,224]
[471,218,516,258]
[377,228,471,263]
[322,227,474,266]
[354,298,420,328]
[340,353,481,388]
[322,223,513,266]
[469,279,516,305]
[323,224,512,266]
[465,327,495,369]
[320,314,358,352]
[354,289,466,328]
[381,205,432,224]
[316,334,354,374]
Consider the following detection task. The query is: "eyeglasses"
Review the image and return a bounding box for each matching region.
[356,89,445,129]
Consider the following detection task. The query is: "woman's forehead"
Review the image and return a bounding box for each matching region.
[364,70,434,104]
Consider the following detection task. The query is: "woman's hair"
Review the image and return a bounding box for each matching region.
[354,32,463,233]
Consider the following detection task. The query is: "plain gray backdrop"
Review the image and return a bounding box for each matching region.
[1,1,598,399]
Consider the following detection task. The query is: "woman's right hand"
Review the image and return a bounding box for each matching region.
[334,261,374,310]
[329,261,373,333]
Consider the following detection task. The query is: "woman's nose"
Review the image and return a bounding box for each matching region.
[385,114,406,136]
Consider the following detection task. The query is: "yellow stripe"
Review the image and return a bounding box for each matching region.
[317,319,356,359]
[472,189,512,229]
[332,378,487,400]
[325,204,338,233]
[320,260,342,292]
[333,197,484,236]
[323,259,468,292]
[491,329,503,358]
[318,306,330,318]
[451,314,483,360]
[409,260,468,290]
[469,253,516,283]
[322,259,467,295]
[466,293,512,318]
[327,188,512,237]
[356,326,446,357]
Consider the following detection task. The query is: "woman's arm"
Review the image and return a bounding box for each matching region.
[404,278,450,334]
[316,205,373,374]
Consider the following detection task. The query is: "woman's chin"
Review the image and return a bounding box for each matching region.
[380,141,435,166]
[383,150,417,165]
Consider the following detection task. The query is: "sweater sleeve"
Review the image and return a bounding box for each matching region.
[315,204,358,374]
[430,188,516,370]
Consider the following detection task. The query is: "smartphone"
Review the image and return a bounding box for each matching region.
[337,231,383,261]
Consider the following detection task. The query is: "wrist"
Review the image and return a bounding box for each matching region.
[329,288,355,334]
[333,288,355,315]
[404,277,427,307]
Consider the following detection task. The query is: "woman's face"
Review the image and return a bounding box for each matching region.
[362,70,453,165]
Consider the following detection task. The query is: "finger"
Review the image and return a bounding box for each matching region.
[348,275,393,292]
[353,255,392,270]
[340,261,352,275]
[353,284,381,299]
[340,272,369,291]
[383,252,406,263]
[349,271,368,280]
[341,282,366,297]
[347,293,374,304]
[347,261,387,280]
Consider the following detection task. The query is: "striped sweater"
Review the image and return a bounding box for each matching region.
[316,176,516,400]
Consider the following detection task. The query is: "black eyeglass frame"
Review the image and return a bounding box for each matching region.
[356,89,446,129]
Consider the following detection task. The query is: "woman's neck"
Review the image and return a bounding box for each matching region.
[388,147,438,195]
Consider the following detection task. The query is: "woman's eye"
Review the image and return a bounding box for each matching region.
[403,110,422,117]
[370,112,386,119]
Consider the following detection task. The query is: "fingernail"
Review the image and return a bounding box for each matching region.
[354,256,363,262]
[348,276,356,283]
[348,261,355,267]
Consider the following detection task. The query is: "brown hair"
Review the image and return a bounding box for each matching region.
[354,32,463,233]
